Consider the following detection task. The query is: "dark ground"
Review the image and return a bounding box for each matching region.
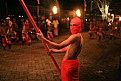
[0,32,121,81]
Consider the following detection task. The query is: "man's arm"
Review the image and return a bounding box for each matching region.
[50,46,68,53]
[37,33,77,49]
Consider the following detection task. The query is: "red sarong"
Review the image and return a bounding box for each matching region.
[22,33,31,44]
[61,59,80,81]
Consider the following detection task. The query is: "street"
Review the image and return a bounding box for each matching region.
[0,32,121,81]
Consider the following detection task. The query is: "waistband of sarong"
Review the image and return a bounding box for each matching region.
[62,59,79,63]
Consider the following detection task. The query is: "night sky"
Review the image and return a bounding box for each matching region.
[0,0,84,18]
[0,0,120,18]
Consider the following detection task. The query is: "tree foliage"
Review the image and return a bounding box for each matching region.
[93,0,112,20]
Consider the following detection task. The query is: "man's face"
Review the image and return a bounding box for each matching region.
[70,23,81,34]
[70,17,83,34]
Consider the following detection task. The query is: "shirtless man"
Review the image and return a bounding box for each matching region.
[37,17,84,81]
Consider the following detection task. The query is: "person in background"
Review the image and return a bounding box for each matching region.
[88,20,96,38]
[46,18,54,41]
[39,16,48,38]
[52,18,59,37]
[5,17,13,49]
[21,19,32,46]
[0,19,8,49]
[11,18,19,42]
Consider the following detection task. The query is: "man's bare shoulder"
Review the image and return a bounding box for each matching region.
[69,33,82,39]
[67,34,82,43]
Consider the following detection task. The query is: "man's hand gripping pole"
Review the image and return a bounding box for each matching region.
[19,0,61,75]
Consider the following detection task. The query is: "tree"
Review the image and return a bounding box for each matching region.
[93,0,112,20]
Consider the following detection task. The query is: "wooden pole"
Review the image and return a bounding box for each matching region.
[19,0,61,75]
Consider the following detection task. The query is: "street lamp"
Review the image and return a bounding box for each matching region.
[52,6,57,14]
[76,9,81,17]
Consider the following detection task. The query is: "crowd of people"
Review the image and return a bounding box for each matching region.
[1,16,120,50]
[88,19,121,41]
[0,16,61,49]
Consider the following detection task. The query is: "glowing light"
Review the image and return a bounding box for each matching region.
[105,5,109,14]
[67,17,69,21]
[111,14,114,17]
[52,6,57,14]
[119,17,121,21]
[85,19,88,21]
[76,9,81,17]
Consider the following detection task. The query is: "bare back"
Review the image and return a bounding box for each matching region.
[63,33,83,60]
